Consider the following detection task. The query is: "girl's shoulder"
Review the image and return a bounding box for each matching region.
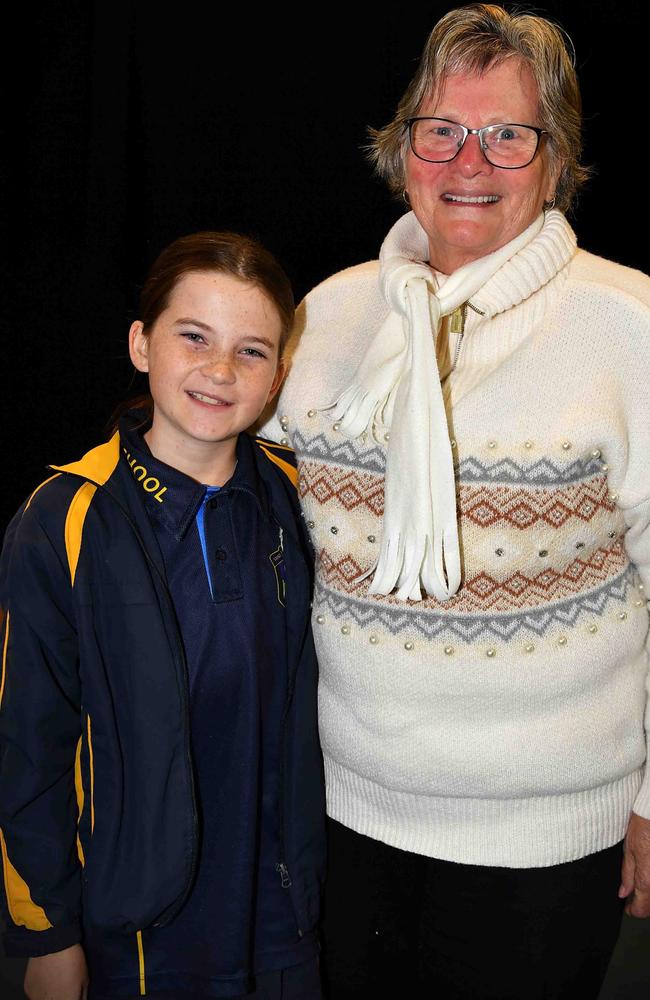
[6,470,89,546]
[251,435,298,486]
[0,471,87,610]
[248,434,305,532]
[2,435,123,592]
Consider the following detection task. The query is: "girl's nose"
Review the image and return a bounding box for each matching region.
[200,356,236,383]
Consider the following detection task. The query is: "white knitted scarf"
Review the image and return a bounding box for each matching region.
[329,210,549,602]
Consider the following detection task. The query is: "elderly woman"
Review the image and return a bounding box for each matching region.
[263,5,650,998]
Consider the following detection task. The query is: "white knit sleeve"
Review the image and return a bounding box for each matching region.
[615,282,650,819]
[623,496,650,819]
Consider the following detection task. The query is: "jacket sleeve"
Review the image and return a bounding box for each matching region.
[0,495,83,957]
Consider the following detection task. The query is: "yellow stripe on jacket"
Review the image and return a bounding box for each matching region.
[24,473,61,512]
[0,612,53,928]
[136,930,146,994]
[87,716,95,833]
[256,442,298,487]
[0,609,9,707]
[64,483,97,586]
[74,735,86,866]
[0,830,52,930]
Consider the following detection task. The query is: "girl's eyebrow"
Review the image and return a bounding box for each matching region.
[174,317,213,331]
[246,336,276,349]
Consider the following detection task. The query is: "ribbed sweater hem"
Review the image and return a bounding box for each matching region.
[324,756,643,868]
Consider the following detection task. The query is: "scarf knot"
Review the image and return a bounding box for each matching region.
[327,210,574,602]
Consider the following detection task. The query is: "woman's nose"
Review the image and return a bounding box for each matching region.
[454,133,493,175]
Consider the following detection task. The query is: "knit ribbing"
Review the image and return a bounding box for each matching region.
[324,758,642,868]
[472,210,576,317]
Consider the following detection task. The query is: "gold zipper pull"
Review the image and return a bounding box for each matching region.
[449,303,467,334]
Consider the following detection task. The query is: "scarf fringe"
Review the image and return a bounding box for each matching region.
[366,530,459,602]
[330,384,384,439]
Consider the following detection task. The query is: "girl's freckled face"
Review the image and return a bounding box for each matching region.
[129,271,285,460]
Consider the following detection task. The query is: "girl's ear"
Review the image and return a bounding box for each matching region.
[267,358,287,405]
[129,321,149,373]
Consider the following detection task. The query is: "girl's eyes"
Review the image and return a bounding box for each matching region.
[179,333,268,359]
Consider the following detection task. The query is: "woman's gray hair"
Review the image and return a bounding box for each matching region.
[368,4,590,213]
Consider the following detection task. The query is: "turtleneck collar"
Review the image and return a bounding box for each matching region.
[379,208,576,319]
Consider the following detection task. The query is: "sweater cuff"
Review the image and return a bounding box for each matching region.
[632,765,650,820]
[3,918,82,958]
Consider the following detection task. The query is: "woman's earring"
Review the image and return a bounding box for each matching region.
[544,195,557,211]
[402,189,411,207]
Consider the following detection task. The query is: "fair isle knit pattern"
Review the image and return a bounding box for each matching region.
[262,212,650,867]
[299,442,634,643]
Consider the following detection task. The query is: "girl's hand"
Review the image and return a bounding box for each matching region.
[24,944,89,1000]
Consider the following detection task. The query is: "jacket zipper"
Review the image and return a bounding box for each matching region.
[59,470,199,927]
[151,586,199,926]
[275,862,292,888]
[273,515,303,937]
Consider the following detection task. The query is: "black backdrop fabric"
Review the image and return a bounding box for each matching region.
[1,2,650,994]
[1,0,648,533]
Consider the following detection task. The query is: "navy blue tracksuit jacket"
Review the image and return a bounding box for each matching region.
[0,427,325,973]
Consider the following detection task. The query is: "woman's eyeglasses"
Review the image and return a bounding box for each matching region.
[405,117,549,169]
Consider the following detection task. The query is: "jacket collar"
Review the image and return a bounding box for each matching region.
[51,432,121,486]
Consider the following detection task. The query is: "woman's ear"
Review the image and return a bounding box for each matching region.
[545,152,564,207]
[129,321,149,373]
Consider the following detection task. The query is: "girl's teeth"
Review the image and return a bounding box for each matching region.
[444,194,499,203]
[189,391,221,405]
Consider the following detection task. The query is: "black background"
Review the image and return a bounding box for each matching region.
[1,0,648,533]
[1,2,649,996]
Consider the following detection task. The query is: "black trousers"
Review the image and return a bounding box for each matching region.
[321,818,625,1000]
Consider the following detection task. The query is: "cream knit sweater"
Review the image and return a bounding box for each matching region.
[262,211,650,867]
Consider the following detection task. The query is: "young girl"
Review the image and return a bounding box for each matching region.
[0,232,325,1000]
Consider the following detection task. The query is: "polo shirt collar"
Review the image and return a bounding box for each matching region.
[119,422,270,540]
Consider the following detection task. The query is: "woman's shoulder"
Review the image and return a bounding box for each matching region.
[303,259,380,304]
[567,248,650,313]
[296,259,387,341]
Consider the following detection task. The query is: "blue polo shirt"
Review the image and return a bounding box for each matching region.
[85,428,315,998]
